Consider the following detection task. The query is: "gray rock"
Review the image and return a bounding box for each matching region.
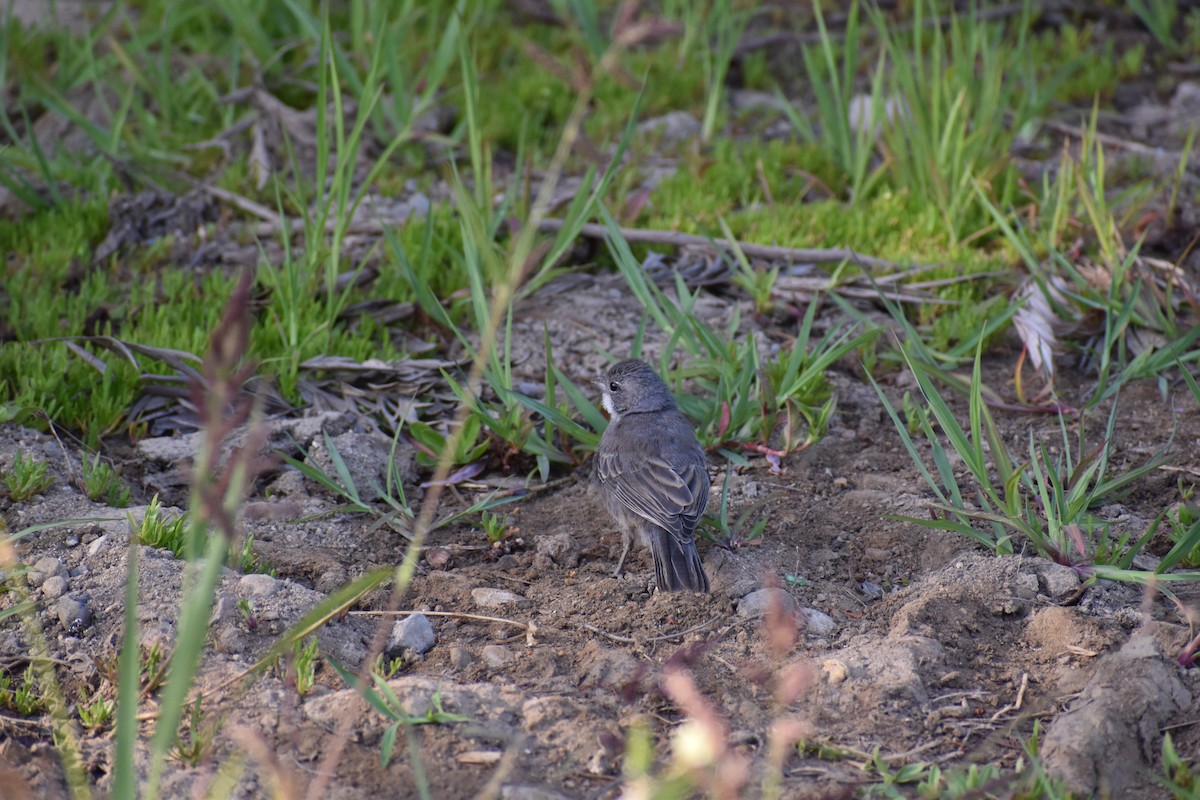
[136,432,202,464]
[736,587,799,619]
[535,532,580,569]
[1042,630,1191,797]
[1013,572,1039,599]
[481,645,514,668]
[306,431,416,502]
[1036,562,1080,598]
[41,575,69,599]
[802,608,836,636]
[210,591,240,626]
[448,646,474,671]
[56,594,92,634]
[388,614,436,656]
[28,556,68,587]
[471,588,526,608]
[87,535,111,557]
[705,548,759,599]
[239,573,279,597]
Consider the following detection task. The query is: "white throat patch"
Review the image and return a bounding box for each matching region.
[601,390,619,420]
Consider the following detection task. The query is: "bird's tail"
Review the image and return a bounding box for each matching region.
[648,526,710,593]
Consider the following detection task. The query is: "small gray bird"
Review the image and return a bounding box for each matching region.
[593,359,711,593]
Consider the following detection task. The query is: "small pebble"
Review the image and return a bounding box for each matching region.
[736,588,798,619]
[29,556,68,587]
[56,594,93,634]
[388,614,436,656]
[802,608,836,636]
[239,573,279,597]
[860,581,884,600]
[448,646,474,670]
[41,575,68,599]
[821,659,849,684]
[471,588,526,608]
[481,644,514,668]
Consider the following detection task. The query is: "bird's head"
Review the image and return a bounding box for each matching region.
[592,359,676,418]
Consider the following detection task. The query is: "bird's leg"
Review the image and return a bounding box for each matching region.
[613,528,632,579]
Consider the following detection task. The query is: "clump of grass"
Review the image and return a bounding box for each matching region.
[478,510,514,547]
[700,466,767,550]
[170,696,221,768]
[1027,23,1142,102]
[0,664,44,715]
[283,430,519,538]
[131,495,188,557]
[977,106,1199,402]
[78,692,115,731]
[1129,0,1184,58]
[871,0,1040,242]
[285,636,320,698]
[782,0,887,204]
[231,535,273,575]
[871,333,1200,590]
[2,451,54,500]
[80,451,131,507]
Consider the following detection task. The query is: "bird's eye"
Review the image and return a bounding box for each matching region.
[609,381,619,391]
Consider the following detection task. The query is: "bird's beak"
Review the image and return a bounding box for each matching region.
[591,376,606,389]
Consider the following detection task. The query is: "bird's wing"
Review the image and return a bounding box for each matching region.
[596,448,707,545]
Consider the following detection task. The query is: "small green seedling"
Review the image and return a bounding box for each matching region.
[1165,495,1200,568]
[479,511,513,546]
[0,665,43,715]
[132,495,188,557]
[700,466,768,549]
[80,452,131,507]
[78,693,114,731]
[408,416,489,468]
[231,535,273,575]
[2,452,54,500]
[372,653,404,680]
[171,696,220,767]
[236,598,258,631]
[900,391,929,435]
[289,636,320,697]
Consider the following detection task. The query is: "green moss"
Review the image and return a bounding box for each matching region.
[1029,24,1143,103]
[473,25,708,155]
[0,201,109,282]
[642,139,989,268]
[645,138,843,229]
[0,212,243,432]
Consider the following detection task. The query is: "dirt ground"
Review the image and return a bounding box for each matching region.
[3,267,1200,799]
